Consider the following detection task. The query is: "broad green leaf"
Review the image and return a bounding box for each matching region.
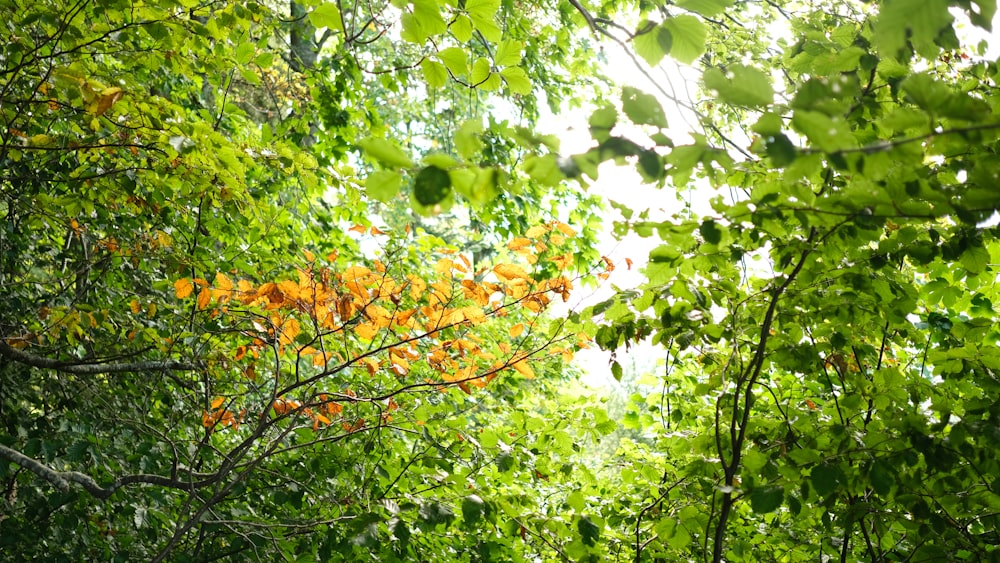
[960,245,990,274]
[791,110,856,153]
[438,47,468,76]
[467,0,502,42]
[577,515,600,546]
[400,0,447,43]
[235,43,254,65]
[875,0,952,59]
[633,22,673,66]
[450,14,474,42]
[462,494,485,525]
[308,4,345,34]
[365,170,403,202]
[703,65,773,107]
[455,119,484,158]
[749,486,784,514]
[421,59,448,88]
[621,86,668,128]
[677,0,734,17]
[359,137,414,168]
[810,463,845,497]
[495,39,523,66]
[663,15,706,64]
[413,165,452,205]
[500,66,532,95]
[471,57,492,85]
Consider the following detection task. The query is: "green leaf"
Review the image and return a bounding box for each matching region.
[467,0,502,42]
[621,86,668,128]
[400,0,447,43]
[577,515,601,546]
[471,57,492,84]
[455,119,484,159]
[413,165,452,205]
[960,244,990,274]
[462,494,485,526]
[810,463,845,497]
[589,105,618,142]
[495,39,523,66]
[359,137,414,168]
[663,15,706,64]
[450,14,474,42]
[791,111,856,153]
[235,43,254,65]
[749,486,784,514]
[500,67,532,95]
[420,59,447,88]
[634,22,673,66]
[438,47,468,76]
[875,0,952,59]
[703,65,773,107]
[677,0,735,17]
[365,170,403,202]
[308,4,345,34]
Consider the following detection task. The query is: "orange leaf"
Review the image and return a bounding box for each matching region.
[493,263,529,282]
[525,225,548,238]
[303,249,315,262]
[554,222,576,237]
[196,287,212,310]
[625,257,634,270]
[355,322,378,340]
[507,237,531,251]
[512,360,535,379]
[129,299,141,314]
[462,306,487,325]
[279,318,301,345]
[509,323,525,338]
[370,226,386,235]
[174,278,194,298]
[349,224,367,234]
[211,396,225,409]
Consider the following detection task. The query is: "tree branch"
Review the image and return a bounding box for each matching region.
[0,444,217,499]
[0,343,198,375]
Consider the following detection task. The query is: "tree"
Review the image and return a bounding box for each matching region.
[5,0,1000,561]
[575,1,1000,561]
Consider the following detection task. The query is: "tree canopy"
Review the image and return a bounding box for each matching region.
[3,0,1000,561]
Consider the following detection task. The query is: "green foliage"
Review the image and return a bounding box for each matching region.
[6,0,1000,561]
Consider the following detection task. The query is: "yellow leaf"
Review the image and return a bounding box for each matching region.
[174,278,194,298]
[525,225,548,238]
[493,263,530,282]
[87,86,123,116]
[509,323,525,338]
[512,360,535,379]
[237,279,256,302]
[554,222,576,237]
[355,322,378,340]
[463,306,486,325]
[280,318,301,345]
[129,299,141,314]
[549,233,565,246]
[435,258,455,275]
[343,266,372,281]
[278,280,300,301]
[196,287,211,309]
[211,396,225,409]
[303,249,315,262]
[213,272,234,302]
[507,237,531,250]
